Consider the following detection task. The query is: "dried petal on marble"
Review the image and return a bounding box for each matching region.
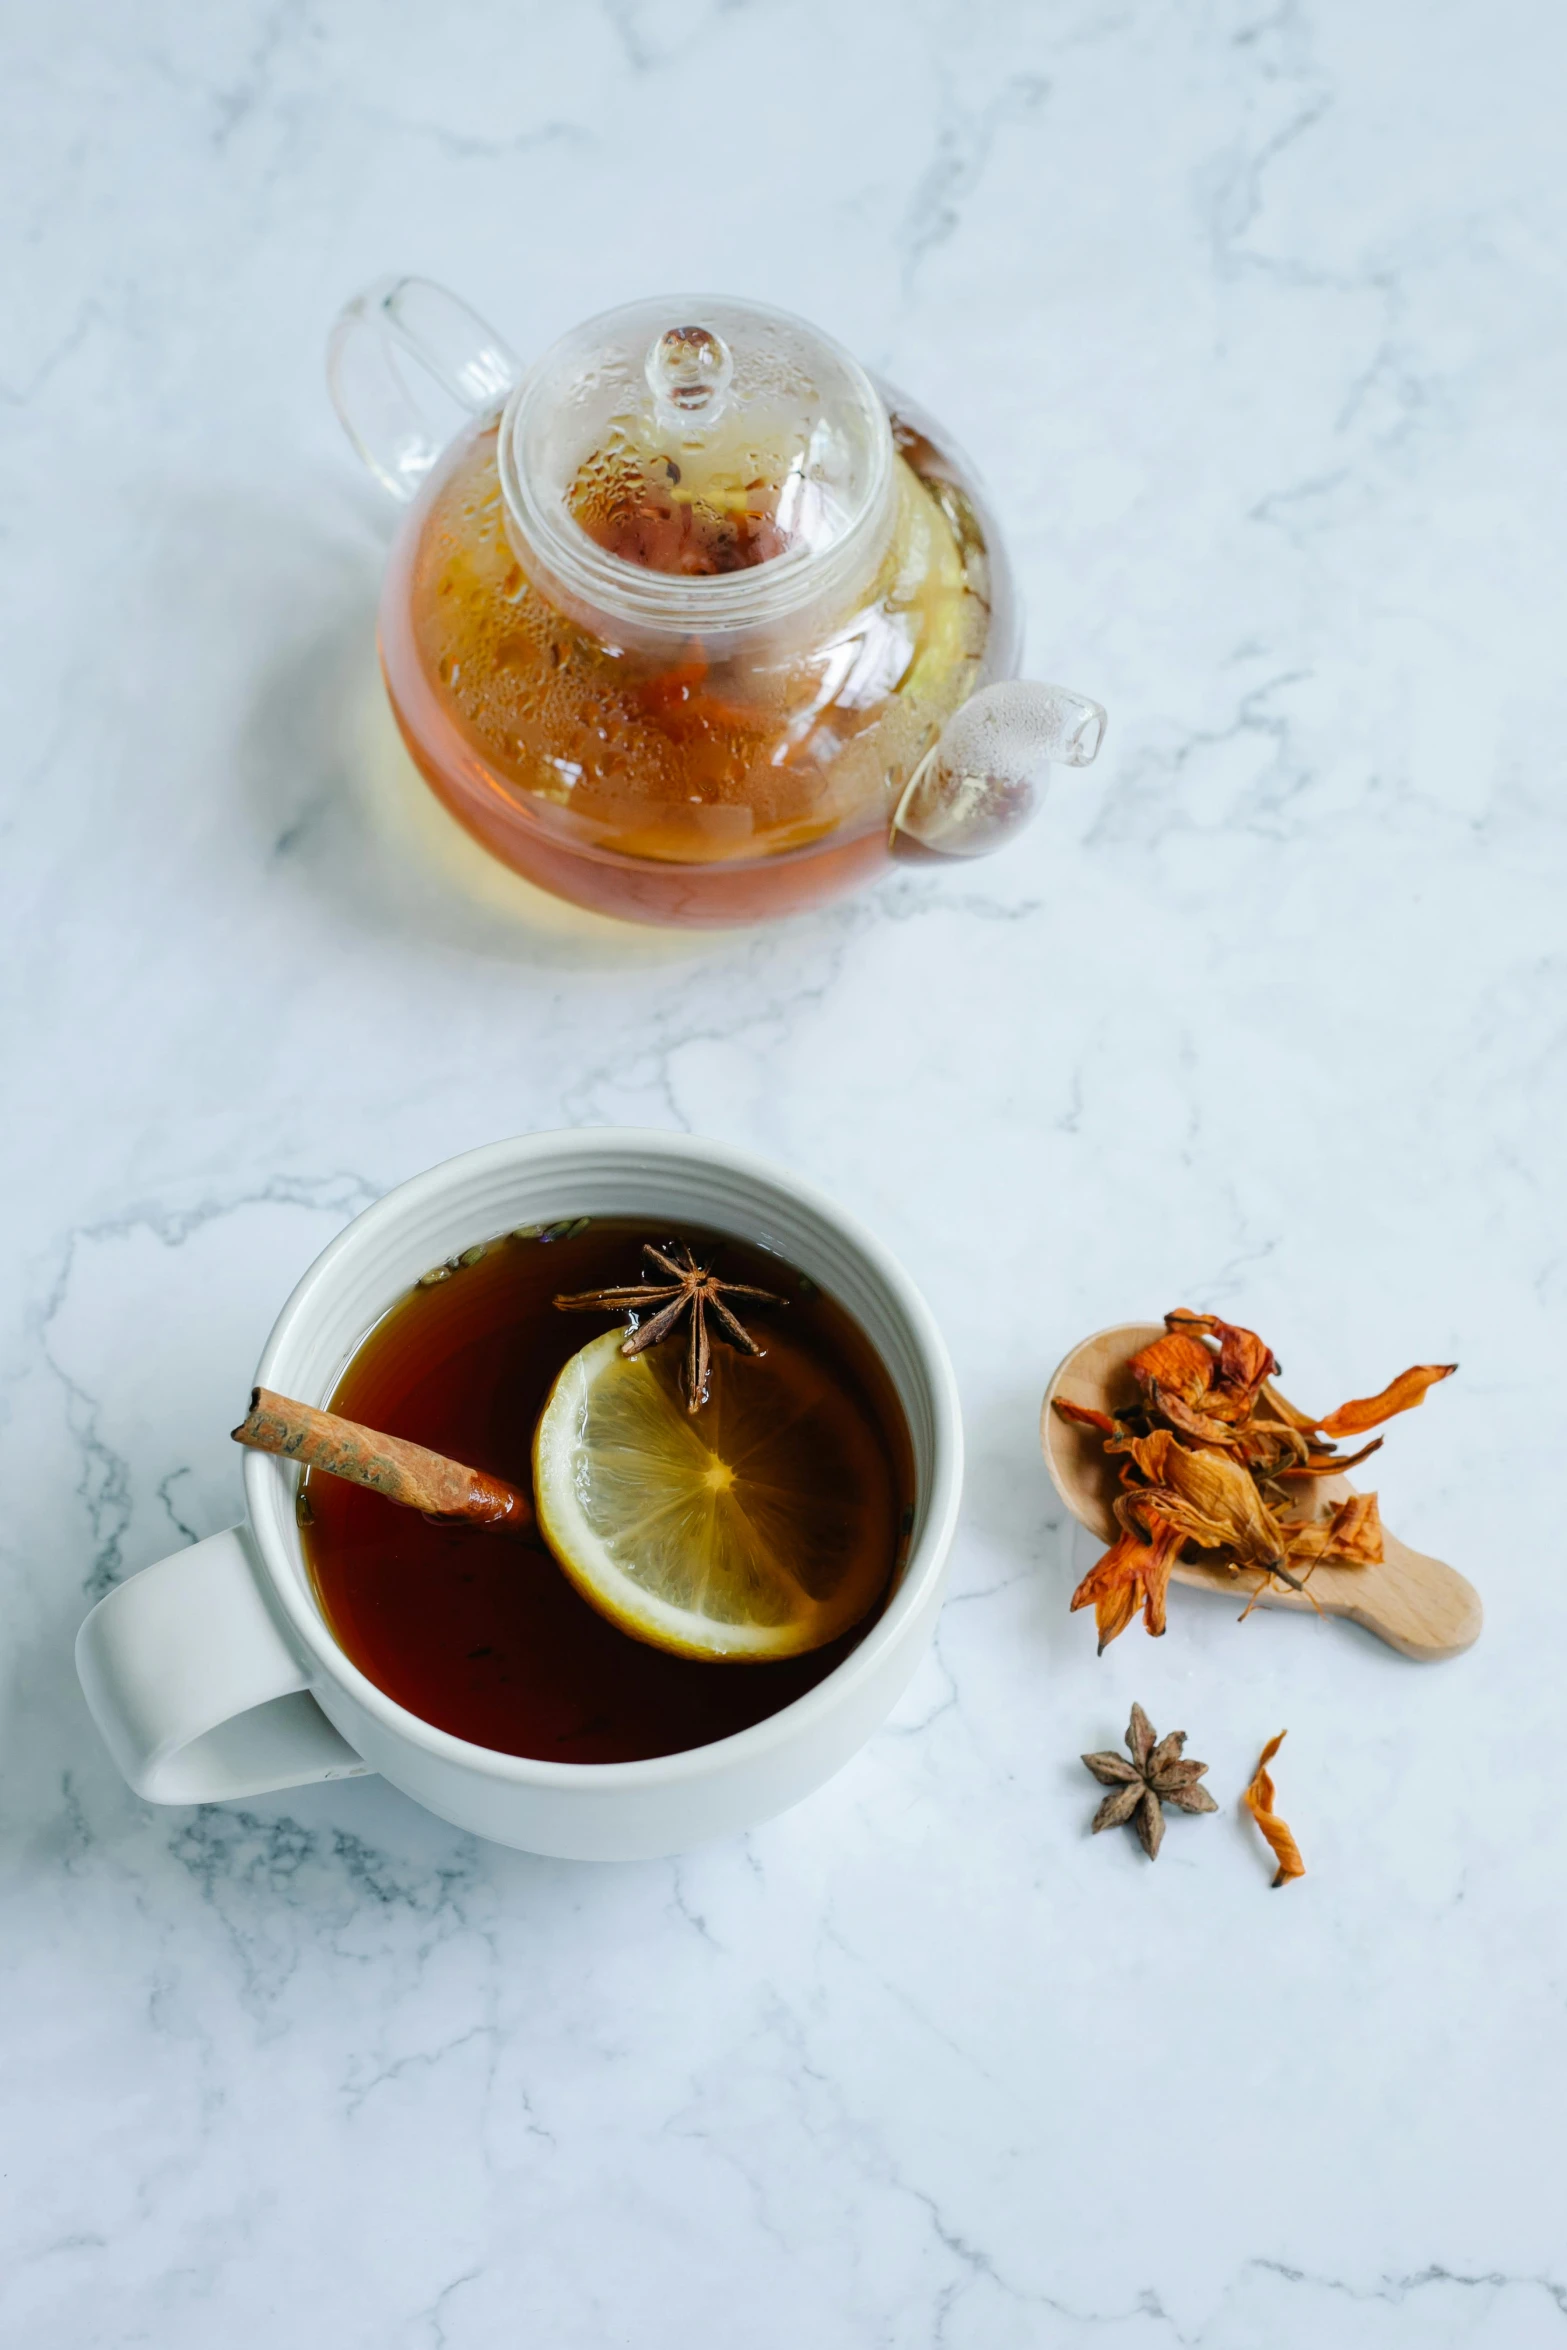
[1243,1732,1307,1887]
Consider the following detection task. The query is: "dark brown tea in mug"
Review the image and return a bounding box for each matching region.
[300,1218,915,1764]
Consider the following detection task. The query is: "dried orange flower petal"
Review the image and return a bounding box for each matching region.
[1052,1398,1119,1437]
[1311,1363,1457,1438]
[1274,1436,1384,1478]
[1243,1731,1306,1887]
[1151,1444,1286,1567]
[1323,1491,1383,1564]
[1116,1427,1175,1483]
[1285,1492,1384,1572]
[1165,1310,1278,1416]
[1128,1330,1215,1406]
[1069,1520,1183,1651]
[1153,1389,1241,1446]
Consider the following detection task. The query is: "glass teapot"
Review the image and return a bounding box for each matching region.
[329,278,1105,927]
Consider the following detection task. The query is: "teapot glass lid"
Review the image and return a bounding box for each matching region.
[499,294,895,636]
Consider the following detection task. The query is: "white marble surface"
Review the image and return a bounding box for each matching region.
[5,0,1565,2341]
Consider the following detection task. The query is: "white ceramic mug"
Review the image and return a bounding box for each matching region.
[75,1132,963,1861]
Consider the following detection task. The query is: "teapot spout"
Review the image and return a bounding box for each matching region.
[891,680,1106,859]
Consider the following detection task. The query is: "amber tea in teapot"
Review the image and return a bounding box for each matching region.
[331,284,1106,925]
[399,414,991,890]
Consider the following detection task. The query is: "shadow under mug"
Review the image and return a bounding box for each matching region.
[75,1132,964,1861]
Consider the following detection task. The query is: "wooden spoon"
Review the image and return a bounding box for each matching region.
[233,1388,535,1536]
[1040,1324,1481,1661]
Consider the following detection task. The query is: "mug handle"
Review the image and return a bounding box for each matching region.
[75,1525,368,1804]
[327,274,522,502]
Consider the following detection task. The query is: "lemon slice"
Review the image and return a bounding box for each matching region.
[533,1326,899,1661]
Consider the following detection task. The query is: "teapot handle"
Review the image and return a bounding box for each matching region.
[327,275,521,503]
[891,680,1107,858]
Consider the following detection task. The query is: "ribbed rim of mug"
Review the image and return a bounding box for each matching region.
[244,1130,963,1790]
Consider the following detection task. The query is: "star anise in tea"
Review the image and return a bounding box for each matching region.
[555,1241,782,1412]
[1081,1703,1218,1860]
[1055,1311,1457,1649]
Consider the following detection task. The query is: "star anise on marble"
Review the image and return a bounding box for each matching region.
[554,1242,782,1412]
[1081,1703,1219,1860]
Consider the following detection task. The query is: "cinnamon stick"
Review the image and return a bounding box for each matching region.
[232,1387,533,1534]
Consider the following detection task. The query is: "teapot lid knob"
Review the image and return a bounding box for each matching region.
[646,323,734,427]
